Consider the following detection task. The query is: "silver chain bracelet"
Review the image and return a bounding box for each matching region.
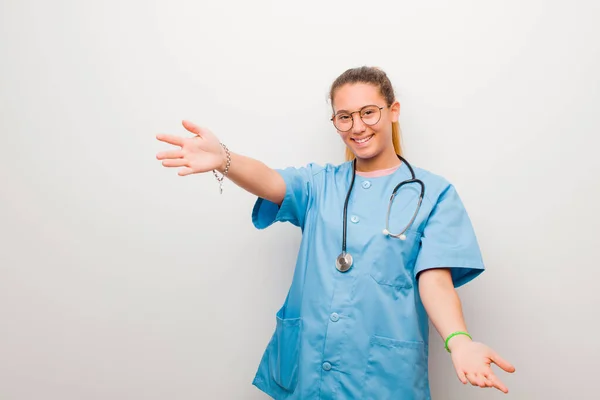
[212,143,231,194]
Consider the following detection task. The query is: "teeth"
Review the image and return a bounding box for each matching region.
[355,135,373,144]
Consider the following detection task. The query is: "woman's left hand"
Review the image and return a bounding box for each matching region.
[449,337,515,393]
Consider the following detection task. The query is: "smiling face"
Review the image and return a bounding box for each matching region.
[331,82,400,171]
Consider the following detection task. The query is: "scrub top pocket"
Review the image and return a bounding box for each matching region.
[368,229,422,289]
[268,306,302,393]
[361,335,430,400]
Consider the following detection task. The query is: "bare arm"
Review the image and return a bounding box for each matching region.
[156,120,285,205]
[418,268,469,351]
[215,151,285,205]
[418,268,515,393]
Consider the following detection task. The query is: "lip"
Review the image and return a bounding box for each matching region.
[351,134,374,147]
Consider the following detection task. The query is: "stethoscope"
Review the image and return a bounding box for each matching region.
[335,155,425,273]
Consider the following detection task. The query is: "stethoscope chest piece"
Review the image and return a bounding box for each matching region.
[336,252,353,272]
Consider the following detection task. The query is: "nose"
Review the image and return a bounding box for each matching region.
[351,113,367,134]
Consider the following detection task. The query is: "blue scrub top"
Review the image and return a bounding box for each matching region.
[250,160,484,400]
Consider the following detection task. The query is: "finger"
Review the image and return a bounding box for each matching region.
[162,159,188,168]
[483,374,494,388]
[467,372,486,388]
[156,149,184,160]
[182,120,204,136]
[475,373,487,388]
[487,374,509,394]
[456,369,468,385]
[465,373,481,387]
[156,134,184,147]
[178,167,195,176]
[490,351,515,373]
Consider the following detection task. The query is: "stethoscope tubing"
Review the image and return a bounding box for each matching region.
[337,155,425,272]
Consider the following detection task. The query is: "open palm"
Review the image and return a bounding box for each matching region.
[156,120,224,176]
[451,340,515,394]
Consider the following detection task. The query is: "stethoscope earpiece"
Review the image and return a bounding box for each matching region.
[383,229,407,241]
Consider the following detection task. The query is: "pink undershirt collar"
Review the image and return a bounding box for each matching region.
[355,164,401,178]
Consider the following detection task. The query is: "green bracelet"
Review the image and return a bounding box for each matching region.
[444,331,472,353]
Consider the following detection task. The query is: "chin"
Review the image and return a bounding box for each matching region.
[348,141,379,160]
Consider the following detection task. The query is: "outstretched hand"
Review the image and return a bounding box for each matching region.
[450,338,515,394]
[156,120,225,176]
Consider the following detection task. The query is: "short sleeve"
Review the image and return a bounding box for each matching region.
[414,184,485,288]
[251,164,317,230]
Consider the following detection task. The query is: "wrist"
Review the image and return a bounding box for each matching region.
[215,144,231,174]
[212,143,231,194]
[444,331,472,353]
[216,147,226,173]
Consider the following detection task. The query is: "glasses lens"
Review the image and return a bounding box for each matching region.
[360,106,381,125]
[333,113,352,131]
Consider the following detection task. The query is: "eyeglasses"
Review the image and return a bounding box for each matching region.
[330,105,385,132]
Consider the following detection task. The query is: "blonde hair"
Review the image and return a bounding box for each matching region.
[329,66,403,161]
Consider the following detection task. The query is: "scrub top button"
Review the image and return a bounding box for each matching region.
[350,215,359,223]
[362,181,371,189]
[322,362,332,371]
[330,312,340,322]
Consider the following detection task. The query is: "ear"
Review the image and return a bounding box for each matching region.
[390,100,401,122]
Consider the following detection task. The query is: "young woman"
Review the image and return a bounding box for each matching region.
[156,66,515,399]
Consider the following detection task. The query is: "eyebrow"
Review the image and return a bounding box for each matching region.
[334,105,373,115]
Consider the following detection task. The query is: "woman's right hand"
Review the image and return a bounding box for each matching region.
[156,120,226,176]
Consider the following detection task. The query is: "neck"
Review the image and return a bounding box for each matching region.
[355,149,401,172]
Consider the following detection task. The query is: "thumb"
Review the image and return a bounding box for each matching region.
[490,351,515,373]
[182,120,205,136]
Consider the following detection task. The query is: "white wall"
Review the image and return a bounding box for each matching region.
[1,0,598,399]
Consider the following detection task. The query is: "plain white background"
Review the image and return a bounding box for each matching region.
[1,0,599,399]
